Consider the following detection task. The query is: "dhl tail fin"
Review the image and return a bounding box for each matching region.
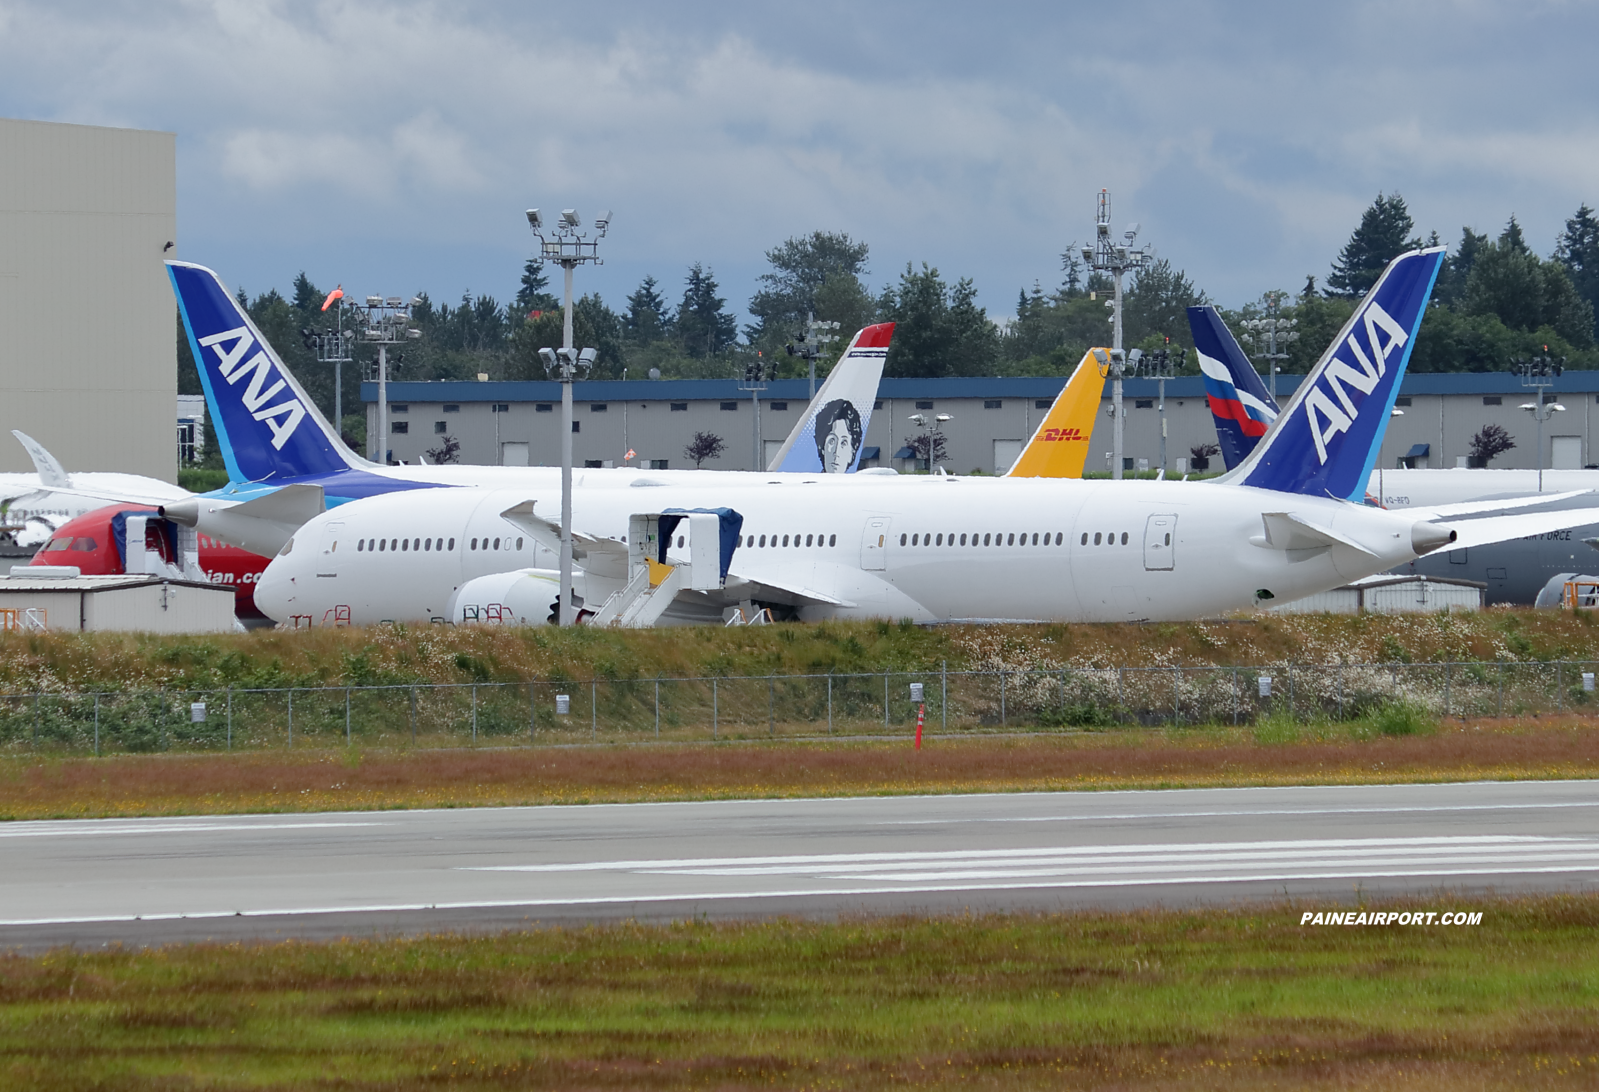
[1004,348,1107,477]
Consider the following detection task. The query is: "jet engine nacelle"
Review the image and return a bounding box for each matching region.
[446,568,566,626]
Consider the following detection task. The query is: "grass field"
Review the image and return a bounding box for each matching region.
[2,717,1596,820]
[2,897,1595,1090]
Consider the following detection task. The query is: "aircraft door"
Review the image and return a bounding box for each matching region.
[318,522,345,559]
[1143,514,1176,571]
[860,517,891,570]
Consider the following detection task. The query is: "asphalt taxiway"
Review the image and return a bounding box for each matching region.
[2,780,1596,949]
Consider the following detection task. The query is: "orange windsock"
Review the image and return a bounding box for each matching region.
[320,285,344,312]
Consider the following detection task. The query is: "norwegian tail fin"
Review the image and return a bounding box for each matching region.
[167,261,367,483]
[766,322,894,473]
[1004,348,1107,477]
[1188,305,1280,470]
[1226,248,1445,499]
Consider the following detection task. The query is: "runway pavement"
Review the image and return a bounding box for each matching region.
[3,780,1597,949]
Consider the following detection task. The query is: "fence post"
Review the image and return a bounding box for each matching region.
[1287,664,1294,723]
[1173,666,1181,727]
[1117,667,1124,723]
[768,675,774,736]
[655,678,660,739]
[591,680,597,741]
[345,687,352,745]
[1557,661,1564,710]
[93,693,100,756]
[1231,666,1238,726]
[884,673,889,728]
[1497,661,1504,718]
[712,678,718,740]
[227,686,233,749]
[1337,664,1344,721]
[472,684,479,743]
[941,660,948,732]
[32,692,38,749]
[287,688,293,748]
[410,685,416,745]
[827,675,833,733]
[1444,662,1451,718]
[530,680,537,743]
[1000,671,1006,727]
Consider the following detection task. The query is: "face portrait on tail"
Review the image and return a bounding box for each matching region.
[814,399,863,474]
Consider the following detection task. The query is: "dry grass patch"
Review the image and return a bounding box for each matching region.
[1,896,1595,1090]
[2,718,1597,820]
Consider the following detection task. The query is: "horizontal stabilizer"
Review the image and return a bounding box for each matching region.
[1253,511,1377,556]
[159,483,325,556]
[499,500,629,577]
[1408,490,1594,521]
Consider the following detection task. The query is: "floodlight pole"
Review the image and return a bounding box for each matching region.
[1082,189,1149,480]
[1516,353,1566,493]
[303,308,354,445]
[352,296,420,463]
[1243,292,1298,403]
[739,361,772,469]
[527,208,609,626]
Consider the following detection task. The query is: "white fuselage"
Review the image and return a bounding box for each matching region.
[1367,467,1599,510]
[257,473,1433,626]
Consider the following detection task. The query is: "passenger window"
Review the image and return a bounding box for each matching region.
[936,534,943,546]
[759,535,766,547]
[677,536,684,547]
[806,534,814,546]
[1031,533,1038,545]
[493,538,501,550]
[959,534,967,546]
[1094,533,1102,545]
[357,540,365,552]
[448,538,455,550]
[516,538,524,550]
[1121,532,1129,545]
[470,538,477,550]
[828,534,836,546]
[782,535,789,547]
[1007,533,1014,546]
[900,533,907,546]
[1056,533,1063,545]
[1165,533,1171,546]
[378,539,387,552]
[401,539,409,552]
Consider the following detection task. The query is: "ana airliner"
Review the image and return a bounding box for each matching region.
[253,247,1599,627]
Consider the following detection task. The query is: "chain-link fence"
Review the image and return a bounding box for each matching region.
[2,661,1597,755]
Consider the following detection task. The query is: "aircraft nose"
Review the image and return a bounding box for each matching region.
[253,556,297,623]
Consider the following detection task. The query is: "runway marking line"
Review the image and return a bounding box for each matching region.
[3,864,1598,928]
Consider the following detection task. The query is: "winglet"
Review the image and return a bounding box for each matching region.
[11,431,70,489]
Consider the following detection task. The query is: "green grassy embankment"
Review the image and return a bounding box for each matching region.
[3,897,1595,1090]
[3,610,1598,694]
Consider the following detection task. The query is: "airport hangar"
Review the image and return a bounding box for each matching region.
[0,117,177,481]
[367,371,1599,476]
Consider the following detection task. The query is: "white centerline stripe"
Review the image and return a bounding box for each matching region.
[0,821,389,839]
[4,864,1598,928]
[882,801,1599,825]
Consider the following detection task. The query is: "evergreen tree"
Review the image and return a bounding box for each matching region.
[878,263,999,378]
[291,271,321,312]
[1462,239,1595,348]
[1059,248,1086,298]
[1499,215,1528,254]
[1327,192,1419,297]
[674,264,738,358]
[1123,259,1205,351]
[624,275,671,344]
[1556,204,1599,341]
[515,258,558,315]
[1434,227,1489,307]
[746,231,870,345]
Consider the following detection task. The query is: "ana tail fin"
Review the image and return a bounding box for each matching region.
[168,261,367,483]
[1227,248,1445,499]
[766,322,894,473]
[1005,347,1106,477]
[1188,305,1280,470]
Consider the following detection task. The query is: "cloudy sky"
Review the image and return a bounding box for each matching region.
[2,0,1596,323]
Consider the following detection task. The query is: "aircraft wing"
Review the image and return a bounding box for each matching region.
[719,571,855,608]
[498,500,629,578]
[1406,490,1594,520]
[1430,505,1599,552]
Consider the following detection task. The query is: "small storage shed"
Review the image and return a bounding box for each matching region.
[1274,573,1485,615]
[0,570,238,633]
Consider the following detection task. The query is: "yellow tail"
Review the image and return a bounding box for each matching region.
[1005,348,1109,478]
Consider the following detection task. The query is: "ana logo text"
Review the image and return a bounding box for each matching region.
[1040,427,1085,443]
[197,327,308,451]
[1302,301,1409,465]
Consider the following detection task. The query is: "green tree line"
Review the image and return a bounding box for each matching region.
[179,198,1599,446]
